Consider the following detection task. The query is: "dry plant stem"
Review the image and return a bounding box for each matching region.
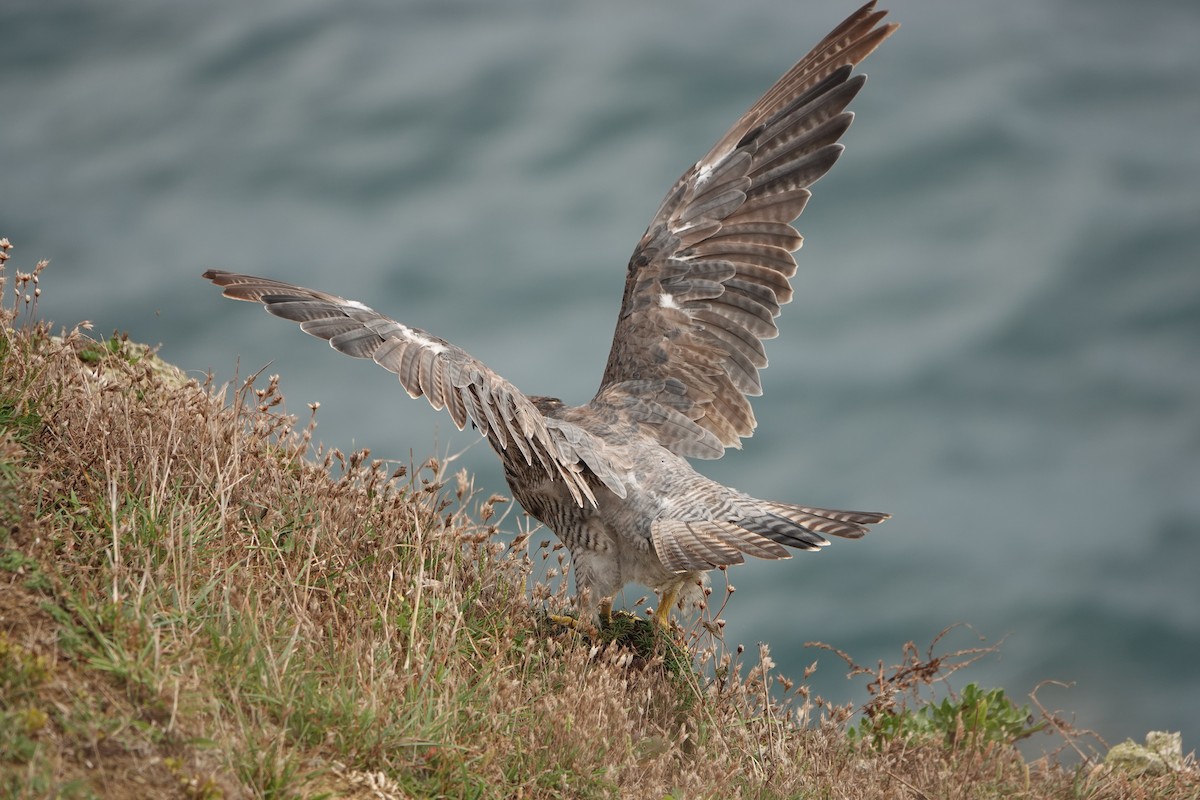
[2,244,1195,798]
[1031,680,1107,761]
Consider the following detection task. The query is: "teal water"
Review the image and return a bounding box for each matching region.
[4,0,1199,752]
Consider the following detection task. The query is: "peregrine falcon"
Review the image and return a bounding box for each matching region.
[205,2,896,626]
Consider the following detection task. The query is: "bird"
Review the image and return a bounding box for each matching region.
[204,2,897,629]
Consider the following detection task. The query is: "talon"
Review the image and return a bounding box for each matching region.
[548,613,599,638]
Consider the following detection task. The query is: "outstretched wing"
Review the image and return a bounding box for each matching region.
[597,2,897,456]
[203,270,625,506]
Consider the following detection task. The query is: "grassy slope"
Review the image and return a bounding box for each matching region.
[1,259,1196,798]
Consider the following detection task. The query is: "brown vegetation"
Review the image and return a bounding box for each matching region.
[2,244,1196,797]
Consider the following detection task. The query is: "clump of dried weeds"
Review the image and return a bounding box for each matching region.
[2,242,1195,799]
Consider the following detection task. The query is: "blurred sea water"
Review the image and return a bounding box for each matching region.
[3,0,1199,751]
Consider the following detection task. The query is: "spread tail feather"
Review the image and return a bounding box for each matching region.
[652,501,889,573]
[763,502,891,540]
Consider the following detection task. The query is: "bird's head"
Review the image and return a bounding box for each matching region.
[529,395,566,415]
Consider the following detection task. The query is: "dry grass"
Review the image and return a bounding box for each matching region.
[2,244,1197,799]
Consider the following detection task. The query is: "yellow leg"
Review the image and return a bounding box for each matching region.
[599,597,613,626]
[654,584,680,627]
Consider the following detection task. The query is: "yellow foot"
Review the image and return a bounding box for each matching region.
[548,595,613,631]
[547,613,600,638]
